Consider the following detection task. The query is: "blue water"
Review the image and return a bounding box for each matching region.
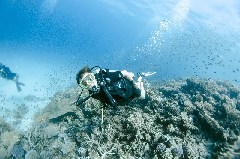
[1,0,239,84]
[0,0,240,117]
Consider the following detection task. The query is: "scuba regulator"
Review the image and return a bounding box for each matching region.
[75,66,117,107]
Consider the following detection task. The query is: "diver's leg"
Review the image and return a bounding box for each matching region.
[13,74,25,92]
[16,82,22,92]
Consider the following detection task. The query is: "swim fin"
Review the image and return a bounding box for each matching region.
[16,82,25,92]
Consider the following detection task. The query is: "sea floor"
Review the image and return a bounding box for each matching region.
[0,77,240,158]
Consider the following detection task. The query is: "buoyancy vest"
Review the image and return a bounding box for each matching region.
[91,69,134,105]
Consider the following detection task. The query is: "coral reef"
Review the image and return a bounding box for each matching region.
[1,78,240,158]
[0,117,23,159]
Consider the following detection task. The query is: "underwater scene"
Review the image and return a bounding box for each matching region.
[0,0,240,158]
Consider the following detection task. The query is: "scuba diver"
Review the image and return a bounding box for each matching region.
[0,63,25,92]
[75,66,146,107]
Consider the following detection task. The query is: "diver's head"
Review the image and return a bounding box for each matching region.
[76,66,97,89]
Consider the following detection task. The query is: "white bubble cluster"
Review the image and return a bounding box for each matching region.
[41,0,58,14]
[137,0,190,54]
[172,0,190,26]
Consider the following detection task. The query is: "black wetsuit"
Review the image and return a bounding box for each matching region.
[90,69,141,106]
[0,63,17,80]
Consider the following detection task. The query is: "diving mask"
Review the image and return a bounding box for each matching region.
[79,73,96,89]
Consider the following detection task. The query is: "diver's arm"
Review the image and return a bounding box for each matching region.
[76,94,92,106]
[120,70,134,81]
[134,76,145,99]
[121,70,146,99]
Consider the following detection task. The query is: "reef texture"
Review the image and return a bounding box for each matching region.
[1,78,240,159]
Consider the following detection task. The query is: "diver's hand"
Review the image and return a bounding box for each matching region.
[139,72,156,77]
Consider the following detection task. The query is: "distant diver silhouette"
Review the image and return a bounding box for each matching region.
[0,63,25,92]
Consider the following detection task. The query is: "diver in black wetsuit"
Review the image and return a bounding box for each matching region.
[75,66,145,107]
[0,63,25,92]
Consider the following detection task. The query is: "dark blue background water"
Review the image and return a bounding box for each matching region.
[0,1,149,53]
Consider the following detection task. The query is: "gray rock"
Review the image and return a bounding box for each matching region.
[11,144,25,159]
[25,150,39,159]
